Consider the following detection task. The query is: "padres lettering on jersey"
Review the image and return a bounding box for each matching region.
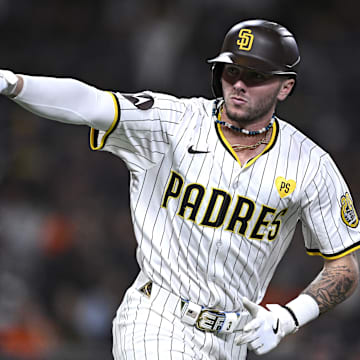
[161,170,287,241]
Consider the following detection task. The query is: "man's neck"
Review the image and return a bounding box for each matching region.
[221,107,274,134]
[218,106,274,166]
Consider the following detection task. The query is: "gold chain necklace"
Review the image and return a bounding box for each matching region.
[231,134,269,151]
[214,100,272,151]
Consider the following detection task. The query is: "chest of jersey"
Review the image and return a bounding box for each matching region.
[160,121,300,243]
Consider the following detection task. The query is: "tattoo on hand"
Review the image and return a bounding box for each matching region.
[303,265,356,314]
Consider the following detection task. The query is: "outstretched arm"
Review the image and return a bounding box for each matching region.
[303,252,359,314]
[0,70,116,131]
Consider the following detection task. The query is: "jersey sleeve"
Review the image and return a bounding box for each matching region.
[300,154,360,259]
[89,91,188,172]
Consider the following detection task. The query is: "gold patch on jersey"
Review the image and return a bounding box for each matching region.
[340,192,359,228]
[237,29,254,51]
[275,177,296,198]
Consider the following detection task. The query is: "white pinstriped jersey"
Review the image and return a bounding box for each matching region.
[90,91,360,311]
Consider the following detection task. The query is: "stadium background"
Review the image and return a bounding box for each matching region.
[0,0,359,359]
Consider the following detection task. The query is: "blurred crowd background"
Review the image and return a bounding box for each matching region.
[0,0,359,359]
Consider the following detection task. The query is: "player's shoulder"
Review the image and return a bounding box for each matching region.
[277,117,328,158]
[125,91,212,110]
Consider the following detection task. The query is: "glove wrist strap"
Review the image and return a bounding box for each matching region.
[281,305,299,333]
[285,294,320,329]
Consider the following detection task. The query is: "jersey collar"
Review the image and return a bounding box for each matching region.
[214,115,279,168]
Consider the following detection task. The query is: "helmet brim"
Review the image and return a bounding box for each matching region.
[207,52,298,77]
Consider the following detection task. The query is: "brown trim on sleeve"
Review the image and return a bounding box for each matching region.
[306,242,360,259]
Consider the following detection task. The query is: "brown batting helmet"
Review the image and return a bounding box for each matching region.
[208,19,300,97]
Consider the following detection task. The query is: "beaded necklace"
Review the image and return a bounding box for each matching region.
[215,115,275,135]
[212,99,274,151]
[213,99,275,136]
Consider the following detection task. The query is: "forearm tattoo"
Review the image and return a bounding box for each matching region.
[303,257,358,314]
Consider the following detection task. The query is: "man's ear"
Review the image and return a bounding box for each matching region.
[277,78,295,101]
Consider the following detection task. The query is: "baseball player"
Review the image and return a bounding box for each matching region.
[0,19,359,359]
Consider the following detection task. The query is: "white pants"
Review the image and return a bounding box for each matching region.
[112,272,249,359]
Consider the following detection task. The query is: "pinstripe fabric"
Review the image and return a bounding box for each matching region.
[92,91,360,359]
[113,274,249,359]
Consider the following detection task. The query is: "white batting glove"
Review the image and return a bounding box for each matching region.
[0,70,19,96]
[235,297,298,355]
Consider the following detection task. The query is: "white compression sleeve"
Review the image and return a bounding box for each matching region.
[12,75,116,131]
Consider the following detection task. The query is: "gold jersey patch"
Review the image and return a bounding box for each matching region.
[340,192,359,228]
[275,177,296,198]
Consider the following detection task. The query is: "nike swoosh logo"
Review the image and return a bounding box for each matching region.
[272,319,280,334]
[123,93,154,110]
[188,146,210,154]
[134,96,152,106]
